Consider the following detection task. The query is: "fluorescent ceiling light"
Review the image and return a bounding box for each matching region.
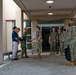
[46,0,54,4]
[48,12,53,15]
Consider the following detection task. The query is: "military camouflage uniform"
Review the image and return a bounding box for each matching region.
[59,33,65,54]
[21,32,27,57]
[56,33,60,53]
[36,30,42,56]
[50,32,57,53]
[65,26,76,61]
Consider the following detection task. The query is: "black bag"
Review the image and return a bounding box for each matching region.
[18,37,23,41]
[65,47,71,61]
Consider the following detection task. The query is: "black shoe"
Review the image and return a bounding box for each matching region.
[12,58,18,61]
[17,57,20,59]
[56,52,59,54]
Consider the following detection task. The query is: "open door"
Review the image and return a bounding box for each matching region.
[42,27,50,52]
[42,26,59,52]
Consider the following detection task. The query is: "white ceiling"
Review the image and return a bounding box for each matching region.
[20,0,76,9]
[31,11,72,15]
[14,0,76,19]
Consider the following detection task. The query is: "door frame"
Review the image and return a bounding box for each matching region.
[38,24,64,31]
[38,24,64,52]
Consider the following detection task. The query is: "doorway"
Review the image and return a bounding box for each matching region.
[42,26,59,52]
[39,24,64,52]
[42,27,50,52]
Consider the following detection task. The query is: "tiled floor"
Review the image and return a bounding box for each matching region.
[0,52,76,75]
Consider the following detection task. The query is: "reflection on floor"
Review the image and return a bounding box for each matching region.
[0,52,76,75]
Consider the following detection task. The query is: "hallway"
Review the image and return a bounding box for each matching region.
[0,53,76,75]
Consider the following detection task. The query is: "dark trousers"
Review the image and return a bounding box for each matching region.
[56,42,60,53]
[65,47,71,61]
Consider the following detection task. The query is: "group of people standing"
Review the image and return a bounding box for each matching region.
[12,22,76,66]
[49,22,76,66]
[12,26,42,60]
[49,28,66,56]
[12,27,28,60]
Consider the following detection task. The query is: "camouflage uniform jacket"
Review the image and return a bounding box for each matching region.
[64,26,76,49]
[21,32,27,48]
[59,33,65,43]
[36,30,42,43]
[50,32,57,42]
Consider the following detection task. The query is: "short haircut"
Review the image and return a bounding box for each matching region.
[35,26,40,30]
[17,28,20,31]
[13,26,17,30]
[24,27,28,30]
[63,29,66,31]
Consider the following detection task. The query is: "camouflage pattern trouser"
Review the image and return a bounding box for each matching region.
[50,42,56,53]
[56,41,60,53]
[70,41,76,61]
[60,42,64,53]
[21,46,27,55]
[37,42,42,54]
[70,49,76,61]
[21,42,27,56]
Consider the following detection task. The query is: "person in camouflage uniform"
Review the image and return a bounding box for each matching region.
[31,26,42,59]
[59,29,66,55]
[49,28,57,55]
[56,29,61,54]
[21,28,29,58]
[64,22,76,66]
[36,26,42,59]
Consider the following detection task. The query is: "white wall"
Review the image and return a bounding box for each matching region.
[3,0,23,51]
[74,14,76,18]
[0,0,3,64]
[3,0,16,20]
[24,13,28,20]
[6,21,13,51]
[31,20,38,32]
[31,20,38,42]
[15,3,22,50]
[3,21,7,52]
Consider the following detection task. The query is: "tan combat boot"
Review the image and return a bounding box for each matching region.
[21,54,25,58]
[35,54,41,59]
[38,54,41,58]
[25,54,29,58]
[50,52,52,55]
[53,52,55,55]
[74,61,76,65]
[66,61,74,66]
[55,52,57,54]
